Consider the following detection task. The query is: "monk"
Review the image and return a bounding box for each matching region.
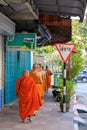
[16,70,43,123]
[37,64,46,98]
[30,64,44,99]
[45,65,52,92]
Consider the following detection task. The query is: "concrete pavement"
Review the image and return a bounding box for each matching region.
[0,88,74,130]
[75,83,87,130]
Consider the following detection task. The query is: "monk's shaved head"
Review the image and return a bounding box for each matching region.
[23,70,29,76]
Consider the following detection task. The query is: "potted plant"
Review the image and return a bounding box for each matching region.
[58,78,75,112]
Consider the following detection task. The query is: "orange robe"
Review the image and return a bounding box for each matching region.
[46,69,52,90]
[30,70,44,98]
[41,70,47,92]
[16,75,43,120]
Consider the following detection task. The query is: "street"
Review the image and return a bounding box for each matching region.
[76,82,87,97]
[75,82,87,130]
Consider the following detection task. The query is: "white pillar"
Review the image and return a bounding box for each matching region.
[0,35,4,110]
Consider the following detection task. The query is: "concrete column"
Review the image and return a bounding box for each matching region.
[0,35,4,110]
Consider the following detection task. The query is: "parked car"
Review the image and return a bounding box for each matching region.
[75,71,87,82]
[83,68,87,72]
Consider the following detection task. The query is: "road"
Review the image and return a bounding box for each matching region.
[75,82,87,130]
[76,82,87,96]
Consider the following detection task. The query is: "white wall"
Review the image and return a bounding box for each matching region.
[0,12,15,35]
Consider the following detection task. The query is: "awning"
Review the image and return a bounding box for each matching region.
[0,0,86,21]
[37,14,71,46]
[34,0,87,22]
[0,0,86,46]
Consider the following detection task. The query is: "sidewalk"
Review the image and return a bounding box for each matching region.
[0,88,74,130]
[76,93,87,130]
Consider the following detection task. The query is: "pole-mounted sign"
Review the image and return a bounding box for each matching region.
[55,43,76,62]
[55,43,76,112]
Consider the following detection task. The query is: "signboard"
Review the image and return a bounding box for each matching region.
[7,33,36,50]
[55,43,76,62]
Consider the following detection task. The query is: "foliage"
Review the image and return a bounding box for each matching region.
[57,78,75,104]
[69,44,84,79]
[72,20,87,47]
[72,20,87,68]
[34,45,55,55]
[34,45,62,72]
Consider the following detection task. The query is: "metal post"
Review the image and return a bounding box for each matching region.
[63,62,66,112]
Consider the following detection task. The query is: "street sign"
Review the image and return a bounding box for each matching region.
[7,33,36,50]
[55,43,76,62]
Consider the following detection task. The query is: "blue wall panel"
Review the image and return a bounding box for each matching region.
[5,50,33,105]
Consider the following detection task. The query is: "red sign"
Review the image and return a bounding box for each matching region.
[55,43,76,62]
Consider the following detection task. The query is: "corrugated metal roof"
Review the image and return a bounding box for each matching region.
[0,0,87,46]
[34,0,87,22]
[0,0,86,21]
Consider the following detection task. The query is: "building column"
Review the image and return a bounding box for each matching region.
[0,35,4,110]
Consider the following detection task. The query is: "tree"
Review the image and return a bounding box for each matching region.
[34,45,62,72]
[72,20,87,68]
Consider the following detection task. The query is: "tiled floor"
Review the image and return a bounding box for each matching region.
[0,88,74,130]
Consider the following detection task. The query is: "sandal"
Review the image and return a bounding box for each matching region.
[27,116,31,122]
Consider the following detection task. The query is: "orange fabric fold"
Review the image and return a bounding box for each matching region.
[46,70,52,89]
[16,75,43,120]
[30,71,44,98]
